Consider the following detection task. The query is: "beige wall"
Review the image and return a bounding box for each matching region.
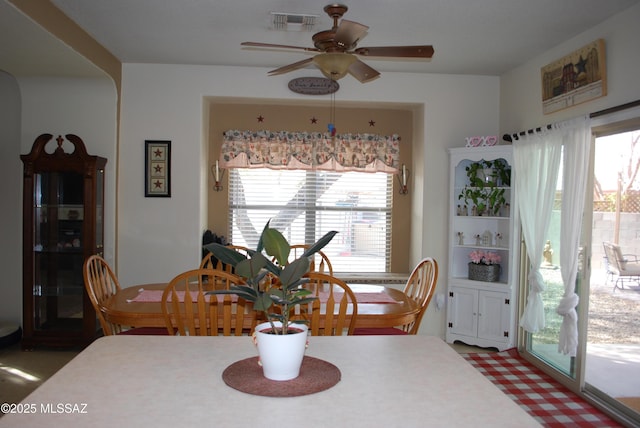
[207,99,413,272]
[500,2,640,134]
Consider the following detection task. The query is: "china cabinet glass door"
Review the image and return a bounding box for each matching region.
[32,171,85,333]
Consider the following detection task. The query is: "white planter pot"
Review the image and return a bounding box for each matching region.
[254,321,308,381]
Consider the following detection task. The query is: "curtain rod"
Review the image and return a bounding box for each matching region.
[589,99,640,118]
[502,98,640,142]
[502,124,552,142]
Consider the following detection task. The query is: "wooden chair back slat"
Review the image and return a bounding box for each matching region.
[161,268,256,336]
[299,272,357,336]
[402,257,439,334]
[83,255,124,335]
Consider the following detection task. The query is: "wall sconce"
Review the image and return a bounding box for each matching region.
[397,164,410,195]
[211,160,226,192]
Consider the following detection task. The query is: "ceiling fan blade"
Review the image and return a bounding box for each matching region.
[348,59,380,83]
[353,45,434,58]
[268,58,314,76]
[335,20,369,49]
[242,41,319,53]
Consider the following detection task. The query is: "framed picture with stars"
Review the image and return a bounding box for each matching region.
[540,39,606,114]
[145,140,171,197]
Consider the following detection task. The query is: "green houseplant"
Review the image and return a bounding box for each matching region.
[464,159,495,187]
[492,158,511,186]
[459,185,488,215]
[458,158,510,216]
[203,221,338,335]
[487,187,506,216]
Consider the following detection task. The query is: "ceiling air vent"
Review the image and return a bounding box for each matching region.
[270,12,318,31]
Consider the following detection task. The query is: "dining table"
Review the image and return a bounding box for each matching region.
[0,335,540,427]
[102,282,421,331]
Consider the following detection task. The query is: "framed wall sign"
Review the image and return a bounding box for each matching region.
[145,140,171,197]
[288,77,339,95]
[541,39,606,114]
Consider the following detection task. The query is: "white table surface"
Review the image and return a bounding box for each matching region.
[0,335,540,428]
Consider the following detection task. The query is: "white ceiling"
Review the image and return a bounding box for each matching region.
[2,0,640,79]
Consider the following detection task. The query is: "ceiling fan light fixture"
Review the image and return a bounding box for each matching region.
[313,53,356,80]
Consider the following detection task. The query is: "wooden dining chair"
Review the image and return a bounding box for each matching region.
[294,272,358,336]
[83,255,169,336]
[161,268,257,336]
[353,257,438,335]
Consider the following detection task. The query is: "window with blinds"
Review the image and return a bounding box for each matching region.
[228,168,393,272]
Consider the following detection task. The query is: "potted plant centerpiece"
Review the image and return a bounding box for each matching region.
[203,221,337,381]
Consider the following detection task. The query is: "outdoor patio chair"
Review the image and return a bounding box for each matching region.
[602,242,640,291]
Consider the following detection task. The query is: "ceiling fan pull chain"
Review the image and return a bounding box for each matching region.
[328,88,337,137]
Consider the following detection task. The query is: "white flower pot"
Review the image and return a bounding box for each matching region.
[254,321,308,381]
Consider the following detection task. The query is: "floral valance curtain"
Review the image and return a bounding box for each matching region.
[219,130,400,173]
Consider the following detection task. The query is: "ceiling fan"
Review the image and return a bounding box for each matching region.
[242,4,434,83]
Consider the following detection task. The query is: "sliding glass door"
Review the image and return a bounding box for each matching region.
[584,128,640,419]
[520,112,640,425]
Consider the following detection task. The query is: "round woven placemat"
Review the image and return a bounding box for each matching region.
[222,356,341,397]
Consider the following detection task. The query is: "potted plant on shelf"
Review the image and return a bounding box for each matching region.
[458,158,510,216]
[203,221,337,381]
[458,185,488,216]
[487,187,506,216]
[464,159,495,186]
[492,158,511,186]
[468,250,501,282]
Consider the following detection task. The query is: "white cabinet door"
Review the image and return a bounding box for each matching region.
[448,287,478,338]
[448,287,510,344]
[477,290,510,343]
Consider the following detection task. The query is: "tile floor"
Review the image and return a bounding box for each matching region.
[0,343,79,411]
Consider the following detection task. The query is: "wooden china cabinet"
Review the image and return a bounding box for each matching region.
[21,134,107,349]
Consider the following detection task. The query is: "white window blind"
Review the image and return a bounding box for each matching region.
[228,168,393,272]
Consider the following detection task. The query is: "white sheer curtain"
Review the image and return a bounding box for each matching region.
[556,116,591,356]
[514,130,562,333]
[515,116,591,357]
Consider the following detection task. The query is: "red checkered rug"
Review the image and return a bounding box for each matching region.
[463,348,622,427]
